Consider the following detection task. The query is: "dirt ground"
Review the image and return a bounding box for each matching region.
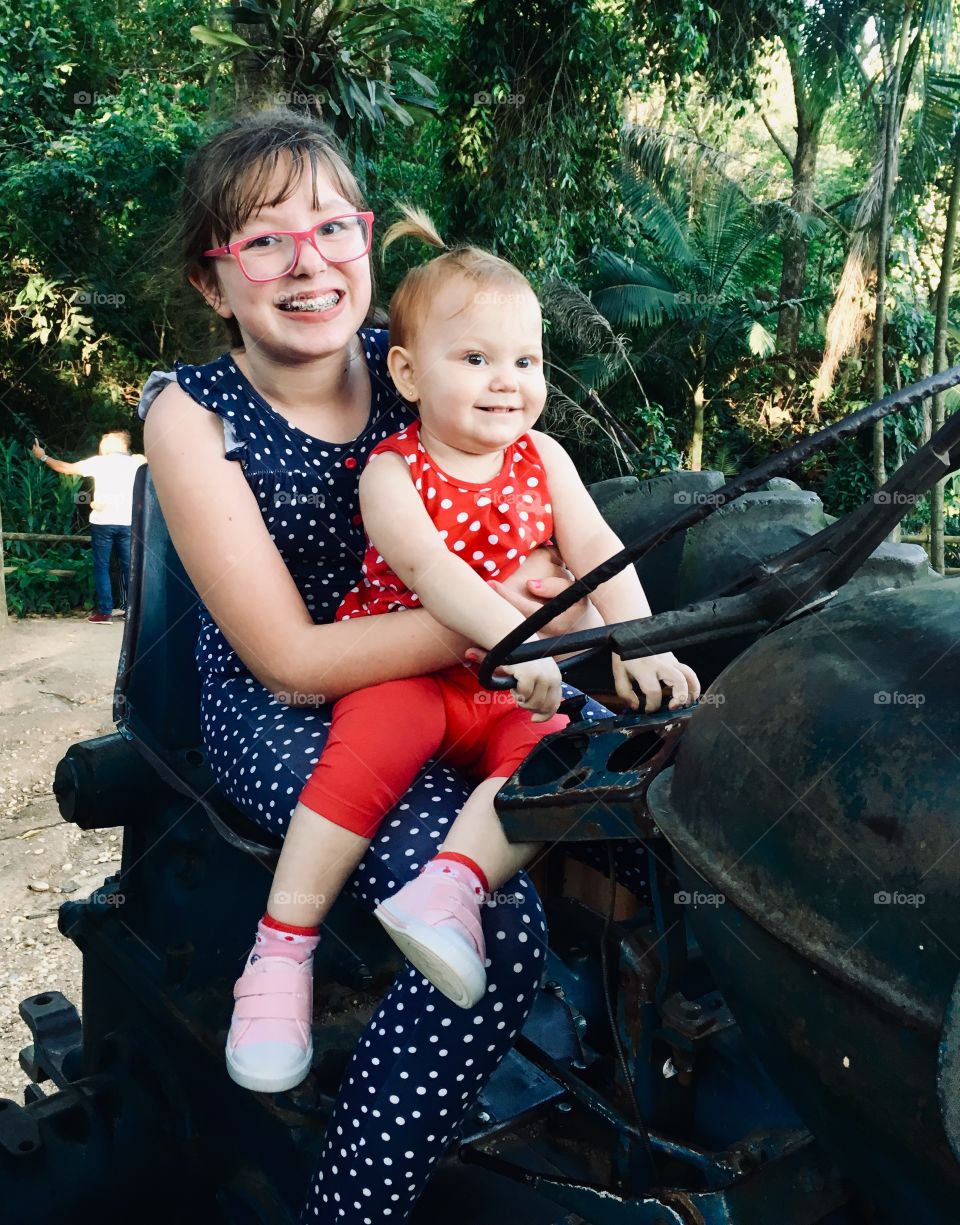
[0,613,124,1100]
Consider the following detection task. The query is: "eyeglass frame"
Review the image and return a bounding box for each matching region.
[202,211,375,283]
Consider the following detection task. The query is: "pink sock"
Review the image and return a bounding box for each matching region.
[248,913,321,966]
[422,852,489,902]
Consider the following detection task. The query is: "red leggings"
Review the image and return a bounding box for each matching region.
[299,666,568,837]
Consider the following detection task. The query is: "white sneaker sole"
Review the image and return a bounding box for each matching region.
[225,1041,313,1094]
[374,904,486,1008]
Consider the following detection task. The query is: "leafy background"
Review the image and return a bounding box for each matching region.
[2,0,960,613]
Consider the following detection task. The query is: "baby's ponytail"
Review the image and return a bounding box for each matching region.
[383,204,534,351]
[380,205,448,260]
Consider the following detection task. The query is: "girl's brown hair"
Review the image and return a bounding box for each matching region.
[180,109,375,347]
[381,206,535,350]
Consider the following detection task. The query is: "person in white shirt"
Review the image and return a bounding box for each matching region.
[31,431,147,623]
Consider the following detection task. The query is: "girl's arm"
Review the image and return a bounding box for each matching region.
[532,431,701,711]
[144,383,472,702]
[531,431,653,624]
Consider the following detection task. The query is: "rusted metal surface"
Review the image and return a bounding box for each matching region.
[462,1127,846,1224]
[649,579,960,1221]
[496,707,690,843]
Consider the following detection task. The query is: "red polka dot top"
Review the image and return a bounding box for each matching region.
[337,421,554,620]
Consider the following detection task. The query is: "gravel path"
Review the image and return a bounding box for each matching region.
[0,614,125,1100]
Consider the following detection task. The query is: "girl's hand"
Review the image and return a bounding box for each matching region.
[612,652,701,714]
[491,546,600,638]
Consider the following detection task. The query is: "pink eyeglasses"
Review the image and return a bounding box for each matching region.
[203,211,375,283]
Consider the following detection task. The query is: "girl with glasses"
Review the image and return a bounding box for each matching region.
[140,109,690,1225]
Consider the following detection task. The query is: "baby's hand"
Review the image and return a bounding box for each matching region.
[612,652,701,714]
[501,656,563,722]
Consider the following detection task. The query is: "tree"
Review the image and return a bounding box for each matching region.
[190,0,441,158]
[813,4,954,407]
[764,3,859,354]
[570,133,789,469]
[437,0,644,280]
[930,123,960,572]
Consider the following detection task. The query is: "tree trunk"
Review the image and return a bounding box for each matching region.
[871,5,914,497]
[688,380,705,471]
[930,127,960,574]
[776,42,824,356]
[233,17,283,108]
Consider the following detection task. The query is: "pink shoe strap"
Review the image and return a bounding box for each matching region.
[392,876,485,959]
[234,993,311,1023]
[233,963,312,1023]
[234,964,308,998]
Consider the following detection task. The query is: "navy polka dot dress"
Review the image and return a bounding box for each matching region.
[139,328,647,1223]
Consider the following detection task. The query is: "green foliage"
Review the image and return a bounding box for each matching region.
[630,0,798,105]
[0,436,92,615]
[579,132,791,458]
[0,0,212,448]
[192,0,441,152]
[438,0,644,280]
[0,0,958,591]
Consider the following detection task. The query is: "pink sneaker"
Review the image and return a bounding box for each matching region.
[374,872,487,1008]
[225,955,314,1093]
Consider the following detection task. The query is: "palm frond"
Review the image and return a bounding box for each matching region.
[620,174,696,267]
[541,279,618,352]
[543,387,635,475]
[899,70,960,203]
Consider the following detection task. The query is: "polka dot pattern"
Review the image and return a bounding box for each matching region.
[337,422,553,620]
[140,337,653,1223]
[166,328,414,683]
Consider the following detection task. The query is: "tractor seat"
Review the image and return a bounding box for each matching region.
[114,468,283,865]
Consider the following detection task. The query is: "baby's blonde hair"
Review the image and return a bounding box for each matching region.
[382,206,536,349]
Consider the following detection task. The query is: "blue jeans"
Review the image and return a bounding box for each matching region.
[90,523,131,615]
